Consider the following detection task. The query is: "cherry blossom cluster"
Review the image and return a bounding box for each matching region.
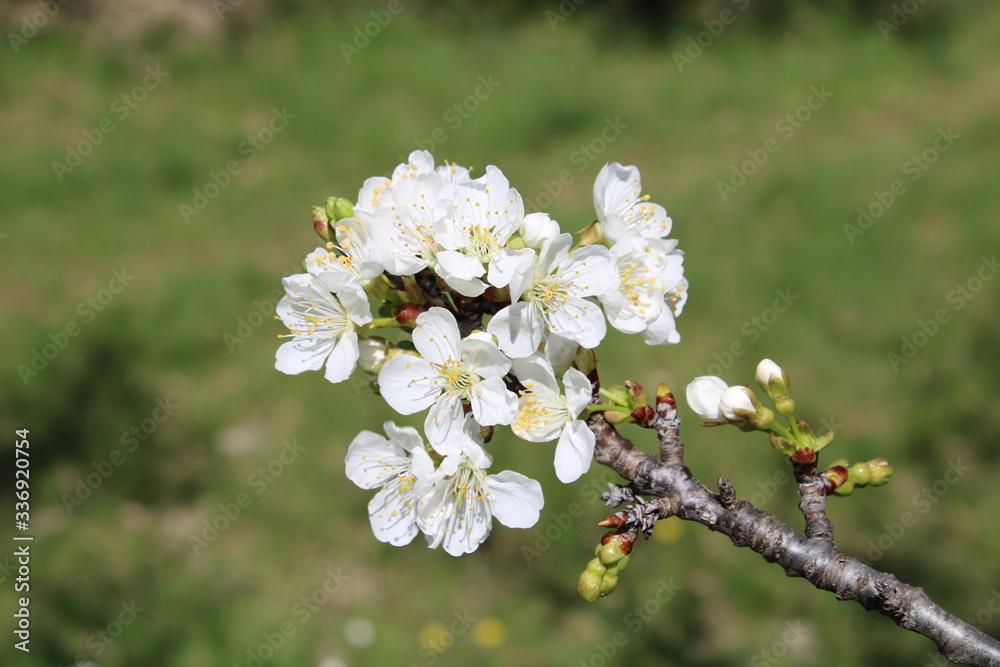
[274,151,687,556]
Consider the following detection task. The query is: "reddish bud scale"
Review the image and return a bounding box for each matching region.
[655,384,677,411]
[597,512,628,528]
[631,405,656,426]
[791,447,817,465]
[820,466,849,494]
[394,303,424,326]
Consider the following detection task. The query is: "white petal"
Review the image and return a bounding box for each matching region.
[554,421,596,483]
[435,250,487,297]
[470,377,518,426]
[378,356,441,415]
[519,212,560,248]
[562,367,593,418]
[323,331,359,384]
[275,337,333,375]
[685,376,729,421]
[424,393,466,451]
[487,247,535,289]
[511,353,558,392]
[559,245,617,298]
[345,430,405,489]
[459,338,511,379]
[487,303,542,359]
[546,297,607,349]
[368,483,420,546]
[382,421,423,453]
[542,334,579,376]
[413,308,462,365]
[486,471,544,529]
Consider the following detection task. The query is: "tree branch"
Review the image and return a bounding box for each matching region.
[587,411,1000,667]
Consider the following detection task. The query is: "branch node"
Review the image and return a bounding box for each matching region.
[717,477,739,510]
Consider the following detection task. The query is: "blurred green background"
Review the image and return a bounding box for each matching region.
[2,1,999,665]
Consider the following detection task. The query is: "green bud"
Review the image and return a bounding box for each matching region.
[599,540,627,566]
[599,572,619,597]
[613,553,631,573]
[828,458,849,469]
[577,570,603,603]
[751,406,775,431]
[867,458,893,486]
[832,480,856,497]
[849,462,871,486]
[586,557,607,576]
[325,196,354,222]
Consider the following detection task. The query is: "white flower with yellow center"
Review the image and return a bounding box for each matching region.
[487,233,616,359]
[274,272,371,383]
[418,447,544,557]
[434,165,531,297]
[305,216,384,318]
[378,308,518,451]
[511,354,595,483]
[345,422,437,547]
[593,162,673,243]
[599,235,687,345]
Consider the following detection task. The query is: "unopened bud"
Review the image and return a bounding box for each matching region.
[577,569,603,603]
[866,458,893,486]
[325,196,354,222]
[598,572,619,597]
[577,220,604,246]
[395,302,424,326]
[599,540,628,566]
[311,206,333,242]
[849,462,871,486]
[832,480,856,497]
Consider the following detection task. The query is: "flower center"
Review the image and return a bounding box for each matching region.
[526,278,568,309]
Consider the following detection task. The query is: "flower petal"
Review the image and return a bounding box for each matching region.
[378,356,441,415]
[554,420,596,483]
[486,471,544,529]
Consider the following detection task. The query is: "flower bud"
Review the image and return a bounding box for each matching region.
[685,376,729,421]
[325,196,354,222]
[599,540,628,566]
[357,337,390,374]
[720,386,772,430]
[311,206,334,242]
[598,571,619,597]
[866,458,893,486]
[849,462,871,486]
[577,220,604,247]
[755,360,792,417]
[832,480,856,497]
[577,569,603,603]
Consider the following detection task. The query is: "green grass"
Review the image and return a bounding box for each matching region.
[2,4,999,666]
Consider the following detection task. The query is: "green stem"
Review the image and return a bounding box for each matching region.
[586,404,632,415]
[359,317,400,334]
